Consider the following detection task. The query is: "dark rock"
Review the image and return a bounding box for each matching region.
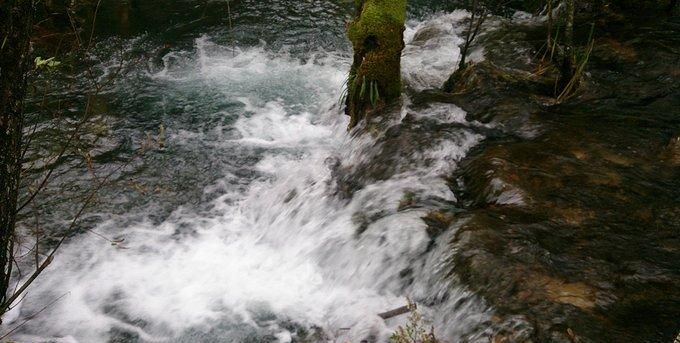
[435,10,680,343]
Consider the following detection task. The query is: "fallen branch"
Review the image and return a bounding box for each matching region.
[378,304,414,320]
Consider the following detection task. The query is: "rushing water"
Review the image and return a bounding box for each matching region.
[5,2,498,342]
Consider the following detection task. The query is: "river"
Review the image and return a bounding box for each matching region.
[6,1,680,342]
[7,1,495,342]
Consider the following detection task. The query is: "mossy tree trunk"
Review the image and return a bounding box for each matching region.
[345,0,406,129]
[0,0,34,314]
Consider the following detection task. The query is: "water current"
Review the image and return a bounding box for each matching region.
[7,2,501,342]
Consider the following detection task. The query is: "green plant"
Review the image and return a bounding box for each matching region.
[369,80,380,107]
[556,23,595,102]
[339,72,353,106]
[390,301,440,343]
[340,73,380,109]
[34,56,61,69]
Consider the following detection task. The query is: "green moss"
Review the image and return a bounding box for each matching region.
[348,0,406,41]
[345,0,406,128]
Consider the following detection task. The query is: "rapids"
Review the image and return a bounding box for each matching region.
[6,3,495,343]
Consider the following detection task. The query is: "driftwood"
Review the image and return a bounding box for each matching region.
[377,304,414,320]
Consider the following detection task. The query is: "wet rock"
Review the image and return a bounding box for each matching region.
[433,11,680,343]
[450,121,680,341]
[411,25,448,44]
[422,210,456,238]
[541,277,597,310]
[592,38,638,65]
[490,315,535,343]
[661,136,680,167]
[334,105,481,198]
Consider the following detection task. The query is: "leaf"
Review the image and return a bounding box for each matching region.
[34,56,61,69]
[373,82,380,106]
[359,75,367,99]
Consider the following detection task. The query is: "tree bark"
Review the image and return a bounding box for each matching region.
[345,0,406,129]
[0,0,34,311]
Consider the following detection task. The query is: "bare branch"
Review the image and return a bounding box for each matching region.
[0,292,69,340]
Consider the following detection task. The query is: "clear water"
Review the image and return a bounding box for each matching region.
[6,2,496,342]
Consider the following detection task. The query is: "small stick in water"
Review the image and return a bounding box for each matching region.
[377,304,414,320]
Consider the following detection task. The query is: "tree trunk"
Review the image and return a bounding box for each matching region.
[0,0,34,312]
[560,0,576,84]
[547,0,553,49]
[345,0,406,129]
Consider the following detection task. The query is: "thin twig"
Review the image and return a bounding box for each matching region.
[0,292,69,340]
[86,0,104,51]
[4,0,132,316]
[3,176,98,314]
[227,0,233,30]
[15,94,94,214]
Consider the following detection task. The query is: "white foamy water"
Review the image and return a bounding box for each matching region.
[5,12,493,343]
[402,10,467,91]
